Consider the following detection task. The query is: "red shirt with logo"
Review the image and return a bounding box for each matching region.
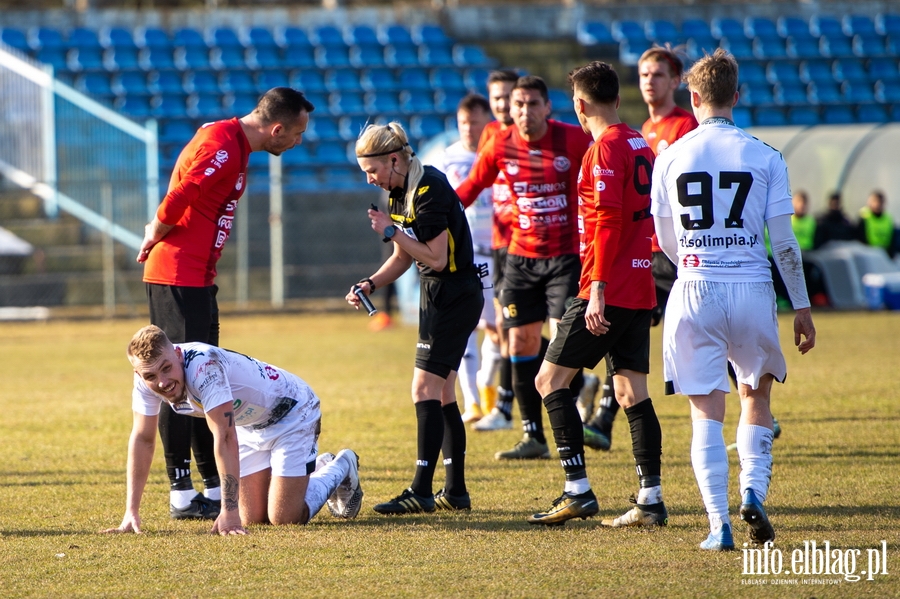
[476,120,514,250]
[143,118,251,287]
[577,123,656,309]
[457,119,592,259]
[642,106,698,252]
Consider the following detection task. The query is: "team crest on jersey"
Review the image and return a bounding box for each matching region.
[682,254,700,268]
[236,173,244,191]
[417,186,430,196]
[216,150,229,163]
[504,160,519,176]
[553,156,571,172]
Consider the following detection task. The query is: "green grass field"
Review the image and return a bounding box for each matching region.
[0,310,898,598]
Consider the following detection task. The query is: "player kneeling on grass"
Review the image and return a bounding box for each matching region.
[103,325,362,536]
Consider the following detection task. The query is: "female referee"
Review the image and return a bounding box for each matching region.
[345,123,484,514]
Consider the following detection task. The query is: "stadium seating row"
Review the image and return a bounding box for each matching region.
[733,104,900,127]
[739,80,900,107]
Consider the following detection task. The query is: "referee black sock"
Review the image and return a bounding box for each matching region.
[411,400,444,498]
[569,368,584,397]
[544,388,586,481]
[624,398,663,487]
[512,355,545,444]
[441,403,467,496]
[496,357,514,419]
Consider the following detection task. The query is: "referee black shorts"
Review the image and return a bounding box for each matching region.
[416,273,484,379]
[544,298,652,375]
[498,253,580,328]
[146,283,220,345]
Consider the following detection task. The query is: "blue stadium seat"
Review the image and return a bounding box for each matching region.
[874,80,900,103]
[777,16,813,40]
[890,105,900,121]
[409,114,446,140]
[243,27,278,50]
[753,37,787,59]
[361,68,400,92]
[819,36,855,58]
[685,37,719,60]
[291,69,328,93]
[809,81,843,104]
[36,48,68,71]
[220,71,256,95]
[307,116,341,142]
[842,81,875,103]
[282,45,316,69]
[611,20,647,44]
[68,27,101,51]
[174,46,211,71]
[452,45,496,68]
[303,91,329,111]
[187,93,224,119]
[74,73,114,101]
[320,165,369,190]
[430,67,466,92]
[326,69,363,93]
[210,27,242,50]
[158,119,196,144]
[385,44,421,67]
[151,94,189,119]
[738,83,774,106]
[277,26,314,49]
[774,83,809,105]
[1,28,30,52]
[330,91,366,115]
[99,26,135,52]
[552,111,580,126]
[754,108,787,126]
[210,46,247,70]
[103,47,139,71]
[29,26,66,51]
[378,24,415,47]
[338,114,371,141]
[620,38,653,64]
[434,88,467,113]
[732,106,753,127]
[278,145,311,171]
[852,35,886,58]
[282,170,323,193]
[766,62,800,85]
[256,69,290,93]
[246,47,283,70]
[374,114,410,132]
[67,47,105,71]
[112,71,150,96]
[719,37,754,60]
[184,70,219,95]
[314,140,352,165]
[420,44,456,68]
[159,144,183,171]
[148,70,185,95]
[682,19,713,40]
[463,68,491,92]
[350,44,387,68]
[398,67,432,91]
[314,26,347,48]
[868,58,900,83]
[365,91,401,115]
[786,36,822,60]
[788,106,820,125]
[135,27,172,50]
[138,46,176,71]
[400,90,435,114]
[821,105,855,124]
[799,60,835,84]
[172,27,207,49]
[833,58,868,84]
[856,104,888,122]
[223,92,258,115]
[843,15,877,37]
[875,13,900,36]
[712,18,745,40]
[810,16,844,39]
[886,36,900,57]
[646,20,681,44]
[738,62,768,86]
[345,25,380,47]
[548,88,572,109]
[576,21,615,46]
[315,45,351,69]
[412,24,453,48]
[745,17,779,41]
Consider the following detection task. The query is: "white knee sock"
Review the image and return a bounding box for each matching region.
[305,453,350,519]
[691,419,731,528]
[476,336,502,389]
[736,424,774,502]
[458,331,480,409]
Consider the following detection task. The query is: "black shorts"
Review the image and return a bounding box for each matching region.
[491,246,508,298]
[498,253,580,328]
[544,298,652,375]
[146,283,220,345]
[417,273,484,378]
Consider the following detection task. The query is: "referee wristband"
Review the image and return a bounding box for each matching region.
[359,277,376,292]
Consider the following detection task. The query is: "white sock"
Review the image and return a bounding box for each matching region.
[305,452,351,519]
[564,477,591,495]
[737,424,774,502]
[171,489,196,509]
[315,453,335,472]
[476,336,502,389]
[638,485,663,505]
[203,487,221,501]
[691,419,730,526]
[458,331,480,409]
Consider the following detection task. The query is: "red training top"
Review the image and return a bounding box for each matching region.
[143,118,251,287]
[577,123,656,310]
[457,119,592,259]
[476,120,514,250]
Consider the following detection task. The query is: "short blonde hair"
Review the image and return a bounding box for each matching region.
[684,48,739,109]
[355,122,423,217]
[127,325,173,364]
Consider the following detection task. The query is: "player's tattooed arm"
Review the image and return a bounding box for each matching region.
[223,474,239,512]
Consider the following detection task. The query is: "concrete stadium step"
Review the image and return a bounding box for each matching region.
[4,216,84,247]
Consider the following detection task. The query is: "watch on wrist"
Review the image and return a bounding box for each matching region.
[382,225,397,242]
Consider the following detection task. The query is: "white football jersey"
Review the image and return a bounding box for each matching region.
[441,140,493,252]
[651,121,793,282]
[132,343,318,429]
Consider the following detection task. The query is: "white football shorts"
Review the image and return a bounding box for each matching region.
[238,398,321,478]
[663,280,787,395]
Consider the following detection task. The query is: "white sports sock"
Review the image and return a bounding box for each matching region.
[203,487,221,501]
[170,489,196,509]
[737,424,774,502]
[305,453,351,519]
[476,336,502,389]
[564,477,591,495]
[637,485,662,505]
[691,419,730,524]
[457,331,480,409]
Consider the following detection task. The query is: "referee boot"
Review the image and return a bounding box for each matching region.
[494,434,550,460]
[373,488,435,515]
[170,493,220,520]
[434,488,471,511]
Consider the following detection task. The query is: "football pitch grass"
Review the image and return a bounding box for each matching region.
[0,310,898,598]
